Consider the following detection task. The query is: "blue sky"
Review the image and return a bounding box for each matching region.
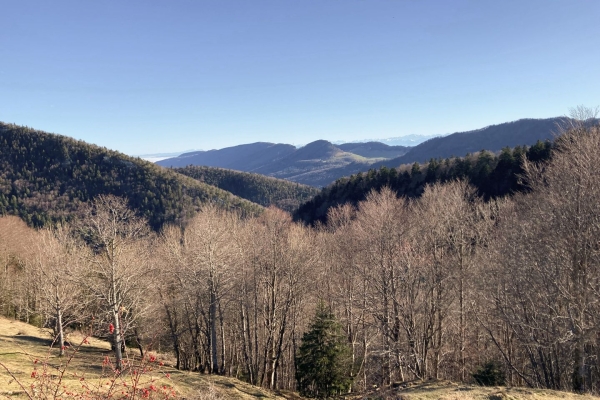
[1,0,598,155]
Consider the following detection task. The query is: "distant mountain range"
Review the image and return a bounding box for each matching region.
[139,134,437,161]
[158,141,409,186]
[373,117,565,169]
[334,134,441,147]
[157,117,566,187]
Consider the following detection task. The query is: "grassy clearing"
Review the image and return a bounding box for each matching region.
[348,379,599,400]
[0,317,285,399]
[1,317,597,399]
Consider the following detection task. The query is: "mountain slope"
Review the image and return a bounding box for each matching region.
[294,141,553,225]
[337,141,409,158]
[158,142,296,170]
[156,119,564,187]
[376,117,565,167]
[160,140,395,187]
[175,166,320,212]
[251,140,376,186]
[0,123,263,229]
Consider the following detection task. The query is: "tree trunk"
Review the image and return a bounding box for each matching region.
[57,306,65,357]
[112,308,123,370]
[209,282,219,374]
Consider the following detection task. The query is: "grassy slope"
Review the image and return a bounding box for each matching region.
[0,317,285,399]
[350,380,598,400]
[0,318,595,400]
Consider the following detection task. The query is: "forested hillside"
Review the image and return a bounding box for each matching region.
[2,115,599,396]
[0,123,263,229]
[294,140,553,224]
[374,117,565,167]
[175,165,320,212]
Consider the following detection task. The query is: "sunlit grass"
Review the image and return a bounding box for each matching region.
[0,317,286,399]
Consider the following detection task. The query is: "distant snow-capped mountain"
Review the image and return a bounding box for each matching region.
[333,134,442,147]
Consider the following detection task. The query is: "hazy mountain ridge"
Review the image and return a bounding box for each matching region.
[337,141,410,158]
[159,139,409,187]
[156,118,564,187]
[333,133,441,147]
[0,122,263,229]
[375,117,566,168]
[158,142,296,171]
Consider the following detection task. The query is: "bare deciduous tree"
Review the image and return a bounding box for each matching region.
[33,226,84,356]
[76,195,152,369]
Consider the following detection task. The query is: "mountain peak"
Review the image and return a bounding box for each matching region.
[296,140,341,159]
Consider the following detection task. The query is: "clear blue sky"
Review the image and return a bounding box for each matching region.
[1,0,598,155]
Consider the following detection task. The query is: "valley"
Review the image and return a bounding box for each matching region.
[1,115,599,398]
[157,118,564,187]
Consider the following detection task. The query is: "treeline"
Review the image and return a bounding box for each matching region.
[0,123,262,230]
[175,165,320,213]
[294,140,552,224]
[1,115,600,395]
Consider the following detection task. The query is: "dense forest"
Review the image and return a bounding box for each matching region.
[175,165,319,213]
[0,123,263,229]
[1,112,599,396]
[294,139,553,224]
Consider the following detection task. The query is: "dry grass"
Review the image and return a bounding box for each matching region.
[348,379,599,400]
[0,317,285,399]
[1,317,597,400]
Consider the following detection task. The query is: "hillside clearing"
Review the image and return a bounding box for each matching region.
[0,317,286,399]
[349,380,598,400]
[0,318,598,399]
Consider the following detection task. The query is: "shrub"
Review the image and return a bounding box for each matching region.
[472,360,506,386]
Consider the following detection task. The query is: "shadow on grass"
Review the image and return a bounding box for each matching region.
[210,377,270,398]
[6,334,53,346]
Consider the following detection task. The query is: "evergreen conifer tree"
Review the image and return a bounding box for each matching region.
[295,301,353,398]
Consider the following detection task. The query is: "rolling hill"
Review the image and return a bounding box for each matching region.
[159,140,409,187]
[157,142,296,170]
[375,117,566,168]
[175,165,320,213]
[337,141,410,158]
[0,123,263,230]
[157,118,565,187]
[294,140,553,225]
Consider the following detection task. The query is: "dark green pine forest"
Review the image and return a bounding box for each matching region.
[294,140,553,224]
